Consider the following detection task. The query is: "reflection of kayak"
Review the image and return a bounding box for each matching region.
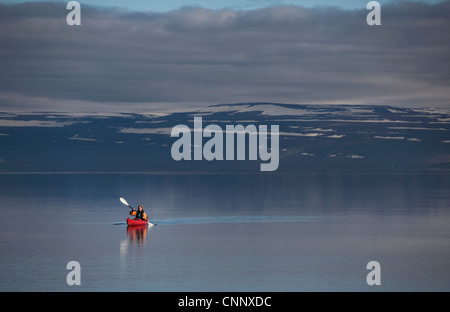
[127,218,148,226]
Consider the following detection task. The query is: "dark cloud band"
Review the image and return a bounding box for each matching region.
[0,1,449,112]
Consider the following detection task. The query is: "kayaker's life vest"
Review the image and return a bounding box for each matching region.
[136,210,144,220]
[130,209,147,220]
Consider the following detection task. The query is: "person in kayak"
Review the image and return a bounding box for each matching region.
[130,205,148,221]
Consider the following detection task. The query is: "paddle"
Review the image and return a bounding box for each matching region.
[120,197,134,210]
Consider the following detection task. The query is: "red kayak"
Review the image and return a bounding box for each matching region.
[127,218,148,226]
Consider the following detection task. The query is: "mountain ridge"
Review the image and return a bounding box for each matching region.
[0,103,449,173]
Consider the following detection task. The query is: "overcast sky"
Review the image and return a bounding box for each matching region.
[0,0,446,11]
[0,1,449,112]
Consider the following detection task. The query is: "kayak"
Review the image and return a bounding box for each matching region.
[127,218,148,226]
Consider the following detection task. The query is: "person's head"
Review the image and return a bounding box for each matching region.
[138,205,143,211]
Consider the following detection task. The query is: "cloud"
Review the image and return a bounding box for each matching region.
[0,1,449,112]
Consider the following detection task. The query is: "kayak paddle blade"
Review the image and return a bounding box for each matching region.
[120,197,130,207]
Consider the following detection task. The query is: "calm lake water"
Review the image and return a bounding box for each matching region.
[0,172,449,291]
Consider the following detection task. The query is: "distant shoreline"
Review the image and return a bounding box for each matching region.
[0,170,448,175]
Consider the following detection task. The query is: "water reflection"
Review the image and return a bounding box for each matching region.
[1,173,449,291]
[119,224,152,268]
[127,225,148,247]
